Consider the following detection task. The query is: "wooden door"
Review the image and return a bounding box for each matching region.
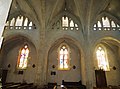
[95,69,107,88]
[1,70,8,85]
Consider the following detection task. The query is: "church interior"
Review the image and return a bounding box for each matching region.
[0,0,120,89]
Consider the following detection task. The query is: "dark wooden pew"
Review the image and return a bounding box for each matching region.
[5,83,21,89]
[1,82,14,89]
[62,80,86,89]
[28,85,37,89]
[2,82,21,89]
[47,83,57,89]
[17,83,33,89]
[2,82,50,89]
[2,82,34,89]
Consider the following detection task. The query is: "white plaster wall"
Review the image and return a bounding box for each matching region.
[3,29,40,48]
[93,45,120,86]
[1,6,120,88]
[106,47,120,86]
[2,44,37,83]
[90,30,120,44]
[46,29,84,47]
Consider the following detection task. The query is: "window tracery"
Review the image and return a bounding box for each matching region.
[5,15,36,30]
[96,45,110,71]
[17,44,29,69]
[51,15,79,31]
[58,43,70,70]
[94,16,120,31]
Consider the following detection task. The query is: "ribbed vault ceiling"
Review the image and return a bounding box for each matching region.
[9,0,120,26]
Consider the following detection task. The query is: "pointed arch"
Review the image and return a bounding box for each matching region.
[102,17,110,27]
[46,37,86,85]
[5,15,36,30]
[2,35,37,71]
[93,12,120,31]
[48,11,81,31]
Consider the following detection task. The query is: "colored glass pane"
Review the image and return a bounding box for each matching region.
[17,45,29,69]
[96,46,110,71]
[62,17,68,27]
[58,45,69,70]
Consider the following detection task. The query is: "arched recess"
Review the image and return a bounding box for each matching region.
[93,37,120,86]
[0,35,37,83]
[93,12,120,31]
[5,14,36,30]
[46,37,85,85]
[47,11,82,32]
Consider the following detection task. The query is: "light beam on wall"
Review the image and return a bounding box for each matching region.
[0,37,3,49]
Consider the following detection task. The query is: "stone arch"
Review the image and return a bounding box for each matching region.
[92,36,120,86]
[7,11,39,28]
[5,13,37,30]
[44,36,86,85]
[4,33,37,48]
[93,12,120,27]
[0,35,37,83]
[1,35,36,56]
[47,11,82,31]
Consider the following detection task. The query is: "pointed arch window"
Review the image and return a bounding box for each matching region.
[17,44,29,69]
[5,15,36,30]
[102,17,110,27]
[62,16,69,27]
[51,15,79,31]
[15,16,23,26]
[93,16,120,31]
[96,46,110,71]
[58,44,70,70]
[10,18,15,26]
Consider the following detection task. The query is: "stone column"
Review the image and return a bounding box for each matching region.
[0,0,12,49]
[34,0,46,86]
[84,26,95,89]
[85,48,95,89]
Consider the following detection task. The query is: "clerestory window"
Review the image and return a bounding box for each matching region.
[5,15,36,30]
[94,16,120,31]
[51,15,79,31]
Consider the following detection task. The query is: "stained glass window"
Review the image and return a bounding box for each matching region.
[15,16,23,26]
[5,15,36,30]
[62,16,69,27]
[102,17,110,27]
[51,15,79,31]
[70,20,74,27]
[93,16,120,31]
[17,45,29,69]
[10,18,15,26]
[58,44,70,70]
[96,46,110,71]
[24,18,28,26]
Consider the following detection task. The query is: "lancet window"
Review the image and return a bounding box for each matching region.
[96,45,110,71]
[17,44,29,69]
